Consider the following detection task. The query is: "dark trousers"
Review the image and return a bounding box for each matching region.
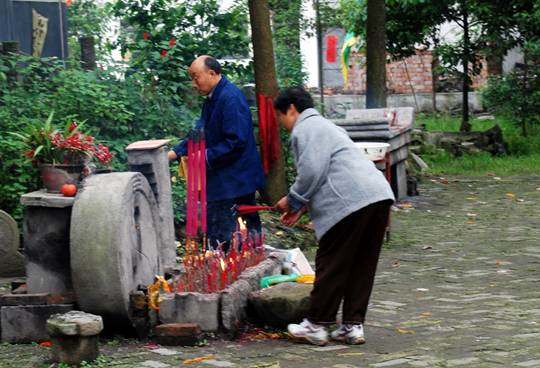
[207,193,261,251]
[308,200,392,325]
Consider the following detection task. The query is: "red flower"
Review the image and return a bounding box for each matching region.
[169,38,176,47]
[160,50,168,57]
[143,32,149,41]
[69,122,78,132]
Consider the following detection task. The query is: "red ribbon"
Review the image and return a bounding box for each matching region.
[257,93,280,175]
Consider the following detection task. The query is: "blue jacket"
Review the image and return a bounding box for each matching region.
[173,77,265,201]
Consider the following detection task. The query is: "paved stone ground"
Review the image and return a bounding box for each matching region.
[1,175,540,367]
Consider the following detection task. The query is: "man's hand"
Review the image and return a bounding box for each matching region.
[168,150,178,161]
[167,151,178,161]
[280,210,304,227]
[275,196,290,213]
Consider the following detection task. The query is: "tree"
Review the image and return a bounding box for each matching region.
[248,0,288,204]
[366,0,387,108]
[338,0,535,131]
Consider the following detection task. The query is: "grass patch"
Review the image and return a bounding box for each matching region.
[422,151,540,176]
[415,113,540,176]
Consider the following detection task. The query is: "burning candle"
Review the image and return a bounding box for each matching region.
[220,258,227,290]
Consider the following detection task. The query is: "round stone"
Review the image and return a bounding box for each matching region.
[0,209,25,277]
[70,172,161,319]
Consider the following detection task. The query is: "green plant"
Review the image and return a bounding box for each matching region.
[482,47,540,137]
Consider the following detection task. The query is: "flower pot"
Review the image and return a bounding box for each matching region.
[39,163,84,193]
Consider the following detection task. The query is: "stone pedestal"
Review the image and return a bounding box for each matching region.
[127,140,176,271]
[47,311,103,366]
[20,190,75,294]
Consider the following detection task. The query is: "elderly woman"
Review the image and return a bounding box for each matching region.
[274,87,394,346]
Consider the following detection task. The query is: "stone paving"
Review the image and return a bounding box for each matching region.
[1,175,540,367]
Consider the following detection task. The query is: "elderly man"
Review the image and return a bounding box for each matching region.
[169,56,265,250]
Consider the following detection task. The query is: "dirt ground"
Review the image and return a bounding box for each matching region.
[1,174,540,367]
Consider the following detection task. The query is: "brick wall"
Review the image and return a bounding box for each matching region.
[344,49,488,93]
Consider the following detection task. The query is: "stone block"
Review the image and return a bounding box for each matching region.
[159,292,219,332]
[50,335,100,366]
[22,205,73,294]
[249,282,312,328]
[221,279,252,333]
[47,311,103,366]
[153,323,202,346]
[1,304,73,343]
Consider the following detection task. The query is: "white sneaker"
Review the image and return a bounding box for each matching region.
[287,318,329,346]
[330,324,366,345]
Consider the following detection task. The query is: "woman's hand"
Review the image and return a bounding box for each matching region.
[275,196,290,213]
[280,207,307,227]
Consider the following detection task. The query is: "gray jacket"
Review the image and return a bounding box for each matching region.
[287,108,395,240]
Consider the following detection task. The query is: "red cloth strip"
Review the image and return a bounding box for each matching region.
[257,93,280,175]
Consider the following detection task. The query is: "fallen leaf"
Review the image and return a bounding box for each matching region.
[495,260,502,266]
[396,328,416,334]
[142,343,160,349]
[39,341,52,348]
[466,220,476,224]
[420,312,432,317]
[392,260,400,268]
[505,192,515,198]
[183,356,214,365]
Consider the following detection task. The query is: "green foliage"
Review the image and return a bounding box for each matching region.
[68,0,112,38]
[270,0,308,87]
[111,0,253,85]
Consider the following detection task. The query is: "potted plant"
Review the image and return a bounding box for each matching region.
[11,112,113,193]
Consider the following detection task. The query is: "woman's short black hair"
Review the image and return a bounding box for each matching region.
[204,56,222,74]
[274,86,314,114]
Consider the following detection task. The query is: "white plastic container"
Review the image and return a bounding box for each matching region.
[354,142,391,161]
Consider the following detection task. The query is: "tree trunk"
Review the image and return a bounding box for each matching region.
[366,0,387,108]
[248,0,288,205]
[431,32,440,113]
[79,36,97,70]
[460,0,472,132]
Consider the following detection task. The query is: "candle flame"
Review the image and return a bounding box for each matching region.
[237,217,247,231]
